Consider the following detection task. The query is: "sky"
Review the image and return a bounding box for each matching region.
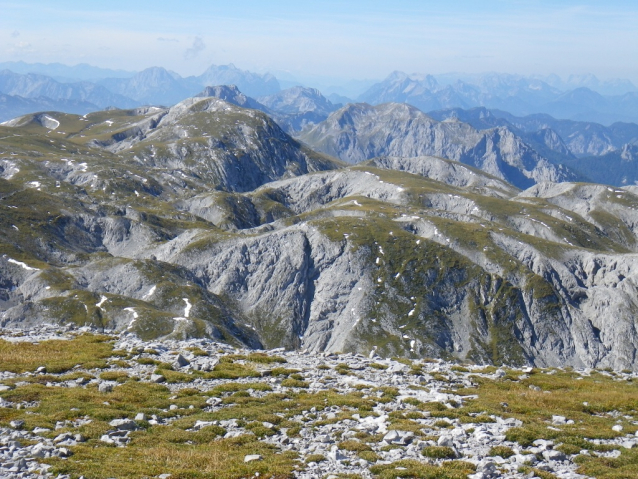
[1,0,637,86]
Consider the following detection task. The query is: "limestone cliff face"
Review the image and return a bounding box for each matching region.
[299,103,576,189]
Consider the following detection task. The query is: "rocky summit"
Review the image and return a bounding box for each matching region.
[2,326,638,478]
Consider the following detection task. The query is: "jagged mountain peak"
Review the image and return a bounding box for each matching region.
[196,64,280,97]
[299,102,576,189]
[196,84,270,112]
[258,86,336,115]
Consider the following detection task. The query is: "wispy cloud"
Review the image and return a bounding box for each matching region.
[8,41,34,54]
[184,36,205,59]
[158,37,179,43]
[11,31,20,38]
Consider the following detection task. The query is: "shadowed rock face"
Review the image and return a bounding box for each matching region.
[298,102,577,189]
[2,98,638,370]
[428,106,638,160]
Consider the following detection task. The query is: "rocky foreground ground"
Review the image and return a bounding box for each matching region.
[1,326,638,479]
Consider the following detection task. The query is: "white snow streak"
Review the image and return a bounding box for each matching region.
[7,258,39,271]
[96,295,108,308]
[143,285,156,299]
[183,298,192,318]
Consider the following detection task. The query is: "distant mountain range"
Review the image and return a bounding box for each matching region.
[427,107,638,158]
[0,61,136,82]
[0,62,636,124]
[0,92,98,119]
[0,70,138,109]
[358,71,638,125]
[0,63,281,120]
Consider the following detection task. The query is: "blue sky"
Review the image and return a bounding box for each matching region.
[1,0,637,84]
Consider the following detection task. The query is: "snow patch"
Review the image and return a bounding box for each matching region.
[143,285,156,299]
[7,258,39,271]
[42,115,59,130]
[124,307,139,330]
[96,296,108,308]
[183,298,192,318]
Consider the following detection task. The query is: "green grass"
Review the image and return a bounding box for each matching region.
[370,459,475,479]
[2,334,638,478]
[0,334,114,373]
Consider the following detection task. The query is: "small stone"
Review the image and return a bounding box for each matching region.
[327,445,347,462]
[151,374,166,383]
[543,449,566,462]
[244,454,263,463]
[135,413,148,421]
[98,382,114,393]
[10,419,25,429]
[169,404,178,410]
[613,424,624,432]
[109,418,138,430]
[58,447,72,457]
[174,354,190,368]
[437,435,454,447]
[54,432,73,443]
[36,366,47,373]
[552,415,567,425]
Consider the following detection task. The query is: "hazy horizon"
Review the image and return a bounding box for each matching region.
[1,0,637,87]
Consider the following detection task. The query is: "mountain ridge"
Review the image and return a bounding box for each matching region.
[298,102,579,189]
[2,93,638,370]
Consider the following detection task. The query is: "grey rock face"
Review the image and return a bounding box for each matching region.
[299,102,576,189]
[428,106,638,159]
[97,96,341,193]
[196,84,271,113]
[367,156,518,197]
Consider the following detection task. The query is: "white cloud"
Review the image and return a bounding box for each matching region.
[184,36,205,60]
